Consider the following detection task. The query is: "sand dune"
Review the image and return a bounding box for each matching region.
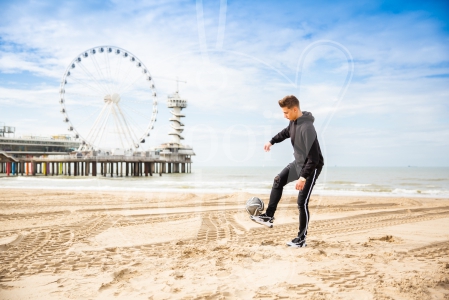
[0,189,448,299]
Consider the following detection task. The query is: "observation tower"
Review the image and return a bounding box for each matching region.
[152,83,195,172]
[168,90,186,145]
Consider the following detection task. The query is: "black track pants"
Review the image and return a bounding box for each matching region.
[265,163,321,239]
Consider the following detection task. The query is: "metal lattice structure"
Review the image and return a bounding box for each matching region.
[59,46,158,151]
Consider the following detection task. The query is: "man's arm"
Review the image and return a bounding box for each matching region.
[269,125,290,145]
[299,136,321,180]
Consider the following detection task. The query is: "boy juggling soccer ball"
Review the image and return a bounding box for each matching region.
[250,95,324,248]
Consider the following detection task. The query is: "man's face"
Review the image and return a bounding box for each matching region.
[282,106,298,121]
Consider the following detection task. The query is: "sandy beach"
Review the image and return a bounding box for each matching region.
[0,189,448,299]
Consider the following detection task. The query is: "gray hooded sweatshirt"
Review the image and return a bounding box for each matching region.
[269,111,324,179]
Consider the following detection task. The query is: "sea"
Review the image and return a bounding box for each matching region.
[1,166,448,198]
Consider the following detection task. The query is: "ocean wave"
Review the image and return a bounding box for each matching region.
[327,181,357,185]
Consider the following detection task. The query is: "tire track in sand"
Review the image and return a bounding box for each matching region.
[241,206,449,242]
[0,215,114,282]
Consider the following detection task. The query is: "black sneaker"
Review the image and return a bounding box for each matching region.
[286,237,307,248]
[250,213,274,228]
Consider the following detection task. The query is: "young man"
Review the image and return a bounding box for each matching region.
[251,95,324,248]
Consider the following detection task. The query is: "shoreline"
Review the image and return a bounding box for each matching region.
[1,184,448,199]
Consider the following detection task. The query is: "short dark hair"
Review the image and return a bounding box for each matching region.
[278,95,299,109]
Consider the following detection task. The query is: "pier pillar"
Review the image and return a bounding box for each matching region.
[120,162,123,177]
[92,162,97,176]
[151,162,155,175]
[144,162,148,177]
[182,163,185,173]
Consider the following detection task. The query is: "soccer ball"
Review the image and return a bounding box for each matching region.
[245,197,264,216]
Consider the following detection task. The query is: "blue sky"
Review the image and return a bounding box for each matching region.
[0,0,448,167]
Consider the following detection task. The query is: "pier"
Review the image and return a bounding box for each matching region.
[0,151,192,177]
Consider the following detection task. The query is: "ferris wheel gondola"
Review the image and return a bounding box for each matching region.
[59,46,158,151]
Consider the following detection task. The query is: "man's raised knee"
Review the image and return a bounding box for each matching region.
[272,175,281,188]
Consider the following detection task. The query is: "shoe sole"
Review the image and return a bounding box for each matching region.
[286,242,307,248]
[249,216,273,228]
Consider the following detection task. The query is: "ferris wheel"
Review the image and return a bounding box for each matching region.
[59,46,158,151]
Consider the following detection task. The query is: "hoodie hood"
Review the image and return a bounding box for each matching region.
[294,111,314,124]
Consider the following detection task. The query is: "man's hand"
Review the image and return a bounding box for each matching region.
[264,142,272,152]
[295,178,306,190]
